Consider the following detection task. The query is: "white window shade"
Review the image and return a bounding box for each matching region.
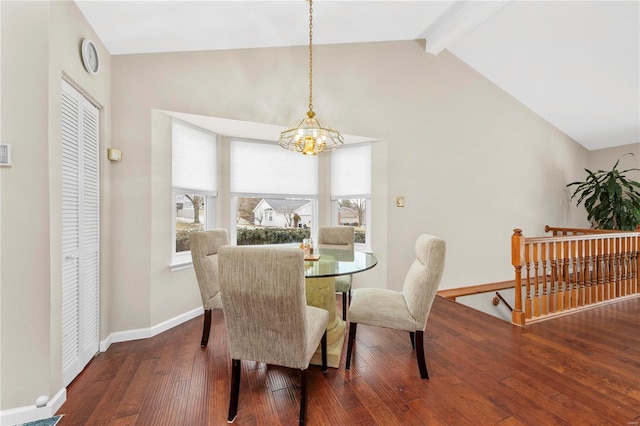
[331,144,371,198]
[172,121,217,194]
[231,140,318,196]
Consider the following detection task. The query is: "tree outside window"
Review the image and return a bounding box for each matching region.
[175,193,207,252]
[337,198,367,244]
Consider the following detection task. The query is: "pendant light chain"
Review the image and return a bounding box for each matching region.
[308,0,314,115]
[277,0,343,155]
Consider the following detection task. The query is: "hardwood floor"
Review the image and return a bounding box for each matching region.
[57,296,640,425]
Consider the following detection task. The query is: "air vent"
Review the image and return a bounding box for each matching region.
[0,144,12,167]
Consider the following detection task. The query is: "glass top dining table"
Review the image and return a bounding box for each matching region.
[303,248,378,278]
[302,247,377,368]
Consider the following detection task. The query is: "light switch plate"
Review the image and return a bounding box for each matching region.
[107,148,122,162]
[396,196,405,207]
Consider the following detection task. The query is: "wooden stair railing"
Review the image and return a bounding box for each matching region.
[511,226,640,326]
[544,225,624,236]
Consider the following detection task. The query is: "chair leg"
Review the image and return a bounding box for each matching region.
[342,292,348,319]
[415,331,429,380]
[228,359,241,422]
[321,331,328,373]
[201,309,212,347]
[299,369,307,426]
[409,331,415,349]
[345,323,358,369]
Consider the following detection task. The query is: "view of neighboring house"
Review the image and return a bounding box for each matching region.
[252,198,311,228]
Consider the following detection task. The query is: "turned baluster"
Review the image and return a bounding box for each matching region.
[525,243,532,319]
[555,241,565,311]
[549,241,558,314]
[632,236,639,294]
[532,243,541,318]
[563,240,571,310]
[619,237,629,297]
[541,242,549,316]
[596,238,603,301]
[584,239,593,305]
[602,237,608,300]
[607,238,616,300]
[615,237,622,298]
[589,238,596,304]
[511,229,525,326]
[577,239,586,307]
[570,240,578,308]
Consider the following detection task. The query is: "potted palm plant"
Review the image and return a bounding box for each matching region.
[567,154,640,230]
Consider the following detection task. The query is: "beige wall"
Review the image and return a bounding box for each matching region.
[588,142,640,179]
[109,39,589,337]
[1,1,111,411]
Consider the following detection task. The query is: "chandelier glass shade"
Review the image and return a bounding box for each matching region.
[279,111,344,156]
[278,0,343,156]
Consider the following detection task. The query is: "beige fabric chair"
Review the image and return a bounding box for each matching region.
[189,229,229,347]
[346,234,446,379]
[317,226,354,319]
[219,246,328,425]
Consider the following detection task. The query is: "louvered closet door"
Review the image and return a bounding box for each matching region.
[61,80,100,387]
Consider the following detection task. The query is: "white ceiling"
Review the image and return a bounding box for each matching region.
[75,0,640,151]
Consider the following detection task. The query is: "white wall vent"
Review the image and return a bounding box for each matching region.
[0,144,12,166]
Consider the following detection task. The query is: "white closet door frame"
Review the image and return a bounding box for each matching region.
[61,80,100,387]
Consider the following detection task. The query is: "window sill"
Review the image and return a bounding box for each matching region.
[170,260,193,272]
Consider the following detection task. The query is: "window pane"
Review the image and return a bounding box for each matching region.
[337,198,367,244]
[175,193,207,252]
[236,196,312,245]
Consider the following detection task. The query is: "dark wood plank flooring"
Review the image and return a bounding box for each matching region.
[57,296,640,425]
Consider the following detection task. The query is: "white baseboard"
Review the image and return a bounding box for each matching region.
[100,306,204,352]
[0,308,203,426]
[0,387,66,426]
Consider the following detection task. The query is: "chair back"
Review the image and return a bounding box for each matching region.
[317,226,354,250]
[219,246,311,369]
[402,234,446,331]
[190,229,229,308]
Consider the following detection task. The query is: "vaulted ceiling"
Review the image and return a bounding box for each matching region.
[75,0,640,151]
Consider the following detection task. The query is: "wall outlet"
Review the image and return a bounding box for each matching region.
[396,196,405,207]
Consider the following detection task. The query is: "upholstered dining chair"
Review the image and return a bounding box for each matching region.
[317,226,355,319]
[218,246,328,425]
[189,229,229,348]
[345,234,446,379]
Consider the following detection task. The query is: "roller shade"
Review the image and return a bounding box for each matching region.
[230,139,318,196]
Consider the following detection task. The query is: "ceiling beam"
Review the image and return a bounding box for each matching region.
[422,0,512,55]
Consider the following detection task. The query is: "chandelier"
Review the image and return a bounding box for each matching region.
[279,0,344,156]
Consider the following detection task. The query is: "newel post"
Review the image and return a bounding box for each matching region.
[511,229,525,326]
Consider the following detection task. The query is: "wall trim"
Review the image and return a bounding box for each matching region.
[0,308,203,425]
[100,306,204,352]
[0,388,66,426]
